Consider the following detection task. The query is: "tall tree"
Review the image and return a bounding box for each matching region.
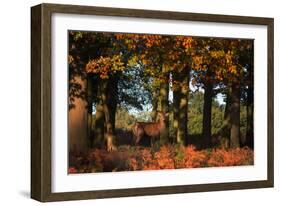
[87,75,94,147]
[68,31,102,153]
[191,38,218,147]
[202,71,213,147]
[159,64,170,144]
[176,66,190,145]
[133,34,171,144]
[172,71,180,143]
[94,82,105,147]
[84,33,126,147]
[224,40,253,148]
[221,88,231,147]
[85,32,153,147]
[229,80,241,148]
[243,42,254,148]
[157,36,193,145]
[246,71,254,148]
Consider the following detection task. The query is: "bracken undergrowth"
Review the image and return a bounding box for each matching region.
[68,144,253,174]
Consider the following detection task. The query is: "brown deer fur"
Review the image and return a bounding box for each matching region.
[105,132,116,152]
[132,112,168,145]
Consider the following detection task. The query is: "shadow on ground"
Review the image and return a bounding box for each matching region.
[18,190,30,198]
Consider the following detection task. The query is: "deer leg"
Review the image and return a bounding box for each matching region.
[135,135,141,146]
[132,124,139,145]
[134,125,144,146]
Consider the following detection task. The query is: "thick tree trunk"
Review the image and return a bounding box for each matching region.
[172,72,180,144]
[223,91,231,130]
[94,76,118,148]
[106,76,118,133]
[151,89,159,122]
[68,75,88,154]
[222,90,231,148]
[101,80,113,134]
[246,86,254,148]
[246,64,254,148]
[160,65,169,145]
[93,82,105,147]
[202,81,213,148]
[173,92,180,143]
[177,67,190,145]
[230,81,241,148]
[87,76,93,148]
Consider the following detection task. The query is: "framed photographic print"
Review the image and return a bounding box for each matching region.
[31,3,274,202]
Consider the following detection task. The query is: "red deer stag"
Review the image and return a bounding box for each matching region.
[132,111,169,146]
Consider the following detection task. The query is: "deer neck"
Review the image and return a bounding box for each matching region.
[158,119,166,130]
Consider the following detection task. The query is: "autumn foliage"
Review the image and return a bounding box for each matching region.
[68,31,254,174]
[68,145,253,174]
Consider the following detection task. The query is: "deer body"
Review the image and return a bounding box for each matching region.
[132,112,168,145]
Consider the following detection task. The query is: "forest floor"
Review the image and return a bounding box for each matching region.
[68,144,253,173]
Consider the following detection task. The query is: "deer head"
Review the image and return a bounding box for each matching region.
[157,111,169,122]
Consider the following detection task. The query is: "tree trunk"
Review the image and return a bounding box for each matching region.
[177,67,190,145]
[222,90,231,148]
[160,65,169,145]
[151,89,159,121]
[223,91,231,129]
[246,65,254,148]
[87,76,93,148]
[230,81,241,148]
[245,101,254,148]
[202,80,213,148]
[101,80,113,134]
[172,72,180,144]
[68,75,88,154]
[173,92,180,143]
[94,76,118,148]
[93,82,105,147]
[106,76,118,133]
